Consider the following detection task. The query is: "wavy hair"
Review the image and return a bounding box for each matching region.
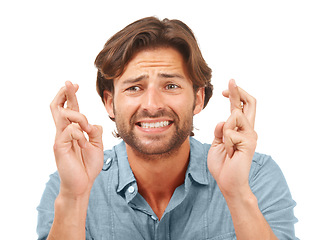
[95,16,213,108]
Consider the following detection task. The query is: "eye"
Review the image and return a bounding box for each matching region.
[126,86,141,92]
[165,84,180,90]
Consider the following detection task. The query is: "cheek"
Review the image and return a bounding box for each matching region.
[114,96,139,119]
[167,95,195,117]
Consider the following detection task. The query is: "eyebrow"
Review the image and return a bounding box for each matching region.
[158,73,185,80]
[122,75,148,85]
[121,73,185,85]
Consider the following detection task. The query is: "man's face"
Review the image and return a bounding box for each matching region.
[104,47,204,156]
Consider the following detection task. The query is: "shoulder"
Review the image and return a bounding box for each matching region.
[249,152,287,186]
[249,153,298,238]
[194,137,289,189]
[248,152,296,214]
[191,137,285,180]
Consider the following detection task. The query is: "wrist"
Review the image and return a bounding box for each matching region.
[55,188,91,217]
[223,187,260,227]
[222,185,257,208]
[59,181,93,200]
[55,192,90,215]
[49,192,90,239]
[53,192,90,228]
[56,190,91,205]
[222,188,277,239]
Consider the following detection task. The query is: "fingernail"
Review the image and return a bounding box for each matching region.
[73,84,79,91]
[231,79,237,87]
[65,81,71,87]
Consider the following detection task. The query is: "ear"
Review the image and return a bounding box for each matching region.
[103,90,115,119]
[193,87,205,115]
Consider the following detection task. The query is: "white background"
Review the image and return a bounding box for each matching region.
[1,0,327,239]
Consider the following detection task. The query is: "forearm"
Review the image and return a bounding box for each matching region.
[47,192,90,240]
[224,188,278,240]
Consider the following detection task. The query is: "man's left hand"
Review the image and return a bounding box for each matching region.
[207,79,258,199]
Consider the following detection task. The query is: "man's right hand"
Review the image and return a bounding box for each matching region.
[50,81,104,199]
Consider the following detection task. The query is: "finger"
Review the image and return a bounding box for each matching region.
[86,125,103,149]
[213,122,225,145]
[222,89,230,98]
[223,129,247,158]
[237,86,256,129]
[55,108,91,135]
[222,83,256,129]
[50,86,67,122]
[50,83,79,122]
[228,79,243,112]
[224,109,252,134]
[223,109,256,157]
[65,81,80,112]
[55,124,88,151]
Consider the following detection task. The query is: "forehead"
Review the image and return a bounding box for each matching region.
[122,47,187,75]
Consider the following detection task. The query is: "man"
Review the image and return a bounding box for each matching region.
[37,17,298,239]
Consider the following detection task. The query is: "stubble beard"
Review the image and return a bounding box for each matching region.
[114,108,193,160]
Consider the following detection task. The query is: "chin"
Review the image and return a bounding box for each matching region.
[133,138,176,155]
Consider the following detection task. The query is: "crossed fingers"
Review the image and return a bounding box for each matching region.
[214,79,257,158]
[222,79,257,129]
[50,81,91,142]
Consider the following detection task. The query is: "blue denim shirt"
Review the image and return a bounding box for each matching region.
[37,137,298,239]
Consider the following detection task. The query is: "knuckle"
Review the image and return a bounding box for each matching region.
[53,142,57,151]
[61,108,87,124]
[61,123,75,135]
[59,107,67,115]
[50,101,56,111]
[66,123,76,132]
[222,122,229,131]
[232,108,243,117]
[231,108,239,115]
[253,131,258,140]
[53,139,63,153]
[223,128,233,137]
[247,131,258,146]
[95,125,103,134]
[75,113,88,126]
[251,138,258,149]
[58,109,69,123]
[249,96,257,105]
[253,98,257,106]
[81,113,88,123]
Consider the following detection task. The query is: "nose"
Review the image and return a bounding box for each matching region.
[141,85,164,115]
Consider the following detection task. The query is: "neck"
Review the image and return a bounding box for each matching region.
[126,137,190,220]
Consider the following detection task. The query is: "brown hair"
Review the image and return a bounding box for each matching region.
[94,16,213,108]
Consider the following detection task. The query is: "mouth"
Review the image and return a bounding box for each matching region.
[136,120,173,129]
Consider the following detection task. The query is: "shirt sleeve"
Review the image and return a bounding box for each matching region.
[249,153,299,240]
[36,173,96,240]
[36,172,60,240]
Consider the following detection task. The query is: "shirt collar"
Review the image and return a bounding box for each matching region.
[114,141,136,193]
[186,137,210,185]
[114,137,210,193]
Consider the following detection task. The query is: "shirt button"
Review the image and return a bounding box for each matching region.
[105,158,112,165]
[102,157,112,171]
[151,215,157,221]
[128,186,135,194]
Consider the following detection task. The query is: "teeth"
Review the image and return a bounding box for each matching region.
[140,121,170,128]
